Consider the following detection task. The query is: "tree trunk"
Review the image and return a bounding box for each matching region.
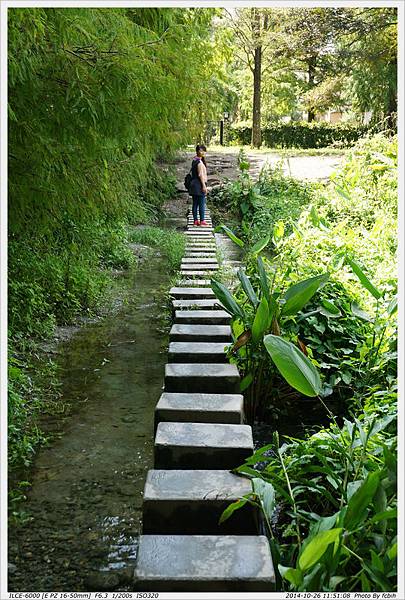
[307,56,316,122]
[251,9,262,148]
[252,46,262,147]
[386,58,397,130]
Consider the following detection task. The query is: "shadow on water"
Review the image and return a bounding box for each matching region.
[9,253,173,592]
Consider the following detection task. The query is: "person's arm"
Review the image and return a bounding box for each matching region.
[197,161,207,194]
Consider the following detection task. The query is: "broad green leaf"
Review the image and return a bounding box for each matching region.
[309,205,319,226]
[370,508,397,524]
[363,561,392,591]
[387,295,397,316]
[368,413,396,438]
[237,268,258,308]
[257,256,270,302]
[330,576,346,590]
[335,184,351,202]
[309,513,338,537]
[252,296,270,344]
[319,299,341,317]
[251,235,271,255]
[351,302,373,322]
[344,471,380,530]
[387,542,397,560]
[216,225,244,248]
[219,498,248,524]
[298,528,342,572]
[252,478,275,520]
[370,550,384,573]
[272,220,285,244]
[240,373,253,391]
[278,565,303,587]
[361,572,371,592]
[347,480,362,501]
[346,256,381,300]
[264,335,322,397]
[281,274,329,316]
[211,280,244,320]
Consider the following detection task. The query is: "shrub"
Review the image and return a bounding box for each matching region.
[229,401,397,592]
[229,121,369,149]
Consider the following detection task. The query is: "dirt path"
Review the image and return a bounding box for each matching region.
[162,148,343,219]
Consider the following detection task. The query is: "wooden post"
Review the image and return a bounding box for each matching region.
[220,121,224,146]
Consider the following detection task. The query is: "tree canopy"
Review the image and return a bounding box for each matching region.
[221,7,397,144]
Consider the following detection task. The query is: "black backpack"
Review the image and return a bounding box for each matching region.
[184,169,192,191]
[184,158,200,191]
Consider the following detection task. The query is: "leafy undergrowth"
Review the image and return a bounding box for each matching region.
[128,226,185,272]
[211,133,397,592]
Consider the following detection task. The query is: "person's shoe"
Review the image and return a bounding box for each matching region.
[200,220,208,226]
[194,220,200,226]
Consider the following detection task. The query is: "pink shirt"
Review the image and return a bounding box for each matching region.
[194,157,207,186]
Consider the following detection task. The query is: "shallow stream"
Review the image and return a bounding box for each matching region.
[9,254,173,591]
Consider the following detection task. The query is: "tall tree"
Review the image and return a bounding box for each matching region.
[224,8,274,147]
[343,8,397,126]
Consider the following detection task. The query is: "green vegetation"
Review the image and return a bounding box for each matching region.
[219,7,397,146]
[229,122,368,149]
[210,150,317,244]
[231,403,397,592]
[211,133,397,591]
[8,7,225,475]
[128,226,186,273]
[7,6,398,591]
[210,145,346,157]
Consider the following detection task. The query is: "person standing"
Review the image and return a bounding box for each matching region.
[189,144,208,226]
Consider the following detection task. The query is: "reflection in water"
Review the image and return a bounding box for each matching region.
[99,516,138,572]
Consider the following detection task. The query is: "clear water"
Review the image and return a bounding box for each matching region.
[9,254,173,591]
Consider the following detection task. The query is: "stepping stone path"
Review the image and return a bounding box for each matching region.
[133,206,275,591]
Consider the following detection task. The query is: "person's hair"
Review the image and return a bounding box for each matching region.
[196,144,207,154]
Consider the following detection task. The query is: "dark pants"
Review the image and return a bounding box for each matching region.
[192,194,206,222]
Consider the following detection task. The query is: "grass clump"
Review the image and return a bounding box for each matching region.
[128,226,185,273]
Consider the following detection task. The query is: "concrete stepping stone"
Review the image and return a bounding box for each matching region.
[164,363,239,393]
[185,232,214,238]
[154,422,252,469]
[187,218,212,223]
[182,257,218,264]
[184,240,215,246]
[168,342,228,363]
[142,470,256,535]
[180,270,217,277]
[185,248,216,253]
[178,279,212,287]
[185,227,213,232]
[187,221,213,225]
[169,324,231,342]
[186,242,216,247]
[134,534,275,591]
[172,299,223,310]
[175,310,230,324]
[169,287,215,299]
[184,252,217,258]
[155,392,244,425]
[181,262,218,270]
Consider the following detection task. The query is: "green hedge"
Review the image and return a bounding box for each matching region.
[229,122,369,148]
